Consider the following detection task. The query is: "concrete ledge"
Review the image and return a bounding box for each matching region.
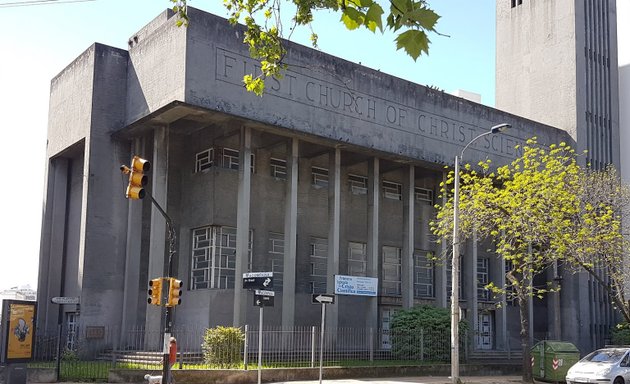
[107,363,521,384]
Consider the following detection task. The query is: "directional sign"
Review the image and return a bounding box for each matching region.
[243,272,274,290]
[311,294,335,304]
[50,297,80,305]
[254,290,275,307]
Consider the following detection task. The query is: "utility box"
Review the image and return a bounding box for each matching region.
[531,340,580,382]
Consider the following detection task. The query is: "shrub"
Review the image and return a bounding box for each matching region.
[390,305,469,361]
[201,326,244,368]
[611,323,630,345]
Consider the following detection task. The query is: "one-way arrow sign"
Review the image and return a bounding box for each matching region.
[254,289,275,307]
[311,294,335,304]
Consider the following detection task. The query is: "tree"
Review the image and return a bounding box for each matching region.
[564,166,629,322]
[169,0,440,95]
[431,139,588,383]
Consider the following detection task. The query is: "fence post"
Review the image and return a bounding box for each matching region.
[244,324,249,370]
[464,328,469,362]
[311,326,316,368]
[420,328,424,361]
[369,328,374,362]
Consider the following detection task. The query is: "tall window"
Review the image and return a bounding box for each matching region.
[348,174,368,195]
[414,250,434,298]
[269,232,284,289]
[383,181,402,200]
[477,258,490,301]
[348,242,367,276]
[270,158,287,179]
[66,313,79,351]
[191,226,252,290]
[382,246,401,295]
[310,237,328,293]
[312,167,329,188]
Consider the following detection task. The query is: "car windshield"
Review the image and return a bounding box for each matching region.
[583,349,628,363]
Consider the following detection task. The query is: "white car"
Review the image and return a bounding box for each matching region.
[566,347,630,384]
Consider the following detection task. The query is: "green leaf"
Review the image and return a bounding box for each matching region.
[395,29,429,61]
[341,7,364,30]
[407,7,440,31]
[364,3,384,32]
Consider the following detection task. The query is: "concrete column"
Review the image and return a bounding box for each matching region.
[326,147,341,329]
[145,126,169,338]
[435,172,448,308]
[471,230,479,349]
[233,126,252,326]
[120,138,143,341]
[366,158,380,330]
[39,158,69,332]
[282,138,299,328]
[401,165,415,308]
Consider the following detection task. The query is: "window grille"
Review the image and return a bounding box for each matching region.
[269,232,284,288]
[383,181,402,200]
[195,148,215,173]
[382,246,401,295]
[414,250,434,297]
[66,313,79,351]
[270,158,287,179]
[348,242,367,276]
[348,174,368,195]
[221,148,255,173]
[414,187,434,205]
[312,167,329,188]
[191,225,252,290]
[310,237,328,293]
[477,258,490,301]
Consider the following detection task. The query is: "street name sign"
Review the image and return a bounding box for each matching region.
[254,289,275,307]
[243,272,273,290]
[334,275,378,296]
[50,297,80,305]
[311,294,335,304]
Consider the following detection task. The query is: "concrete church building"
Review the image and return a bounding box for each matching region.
[37,5,616,355]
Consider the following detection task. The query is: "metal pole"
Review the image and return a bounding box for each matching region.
[55,323,62,382]
[258,306,263,384]
[451,154,460,384]
[311,326,316,368]
[244,324,249,370]
[318,303,326,384]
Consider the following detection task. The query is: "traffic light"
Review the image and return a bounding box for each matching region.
[120,155,151,200]
[148,278,162,306]
[166,278,183,307]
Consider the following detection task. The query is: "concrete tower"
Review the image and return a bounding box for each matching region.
[496,0,620,170]
[496,0,620,352]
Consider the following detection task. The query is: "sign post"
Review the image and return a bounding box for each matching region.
[312,294,335,384]
[242,273,274,384]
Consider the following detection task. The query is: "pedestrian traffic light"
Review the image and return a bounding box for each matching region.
[120,155,151,200]
[166,278,183,307]
[148,278,162,306]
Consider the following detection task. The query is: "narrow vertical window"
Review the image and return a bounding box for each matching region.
[348,242,367,276]
[269,232,284,288]
[309,237,328,293]
[382,246,401,295]
[414,250,434,298]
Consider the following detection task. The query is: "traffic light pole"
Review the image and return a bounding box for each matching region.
[147,193,176,384]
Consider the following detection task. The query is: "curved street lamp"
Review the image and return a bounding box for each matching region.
[451,123,511,384]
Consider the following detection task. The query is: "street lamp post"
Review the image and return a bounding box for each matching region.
[451,123,511,384]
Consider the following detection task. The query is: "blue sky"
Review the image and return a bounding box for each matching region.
[0,0,626,290]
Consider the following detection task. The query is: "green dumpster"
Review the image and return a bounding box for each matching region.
[531,341,581,382]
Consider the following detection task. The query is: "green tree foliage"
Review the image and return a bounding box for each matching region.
[169,0,440,95]
[201,326,245,368]
[611,323,630,345]
[390,305,468,361]
[431,138,622,382]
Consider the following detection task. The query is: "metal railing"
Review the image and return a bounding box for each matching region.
[31,325,472,380]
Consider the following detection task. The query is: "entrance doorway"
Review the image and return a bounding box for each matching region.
[476,311,494,350]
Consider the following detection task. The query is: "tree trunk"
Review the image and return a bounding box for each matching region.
[518,292,533,383]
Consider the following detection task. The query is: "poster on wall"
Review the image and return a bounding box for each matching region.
[1,299,37,363]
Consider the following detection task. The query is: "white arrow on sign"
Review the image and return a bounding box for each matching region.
[314,294,334,304]
[263,278,271,287]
